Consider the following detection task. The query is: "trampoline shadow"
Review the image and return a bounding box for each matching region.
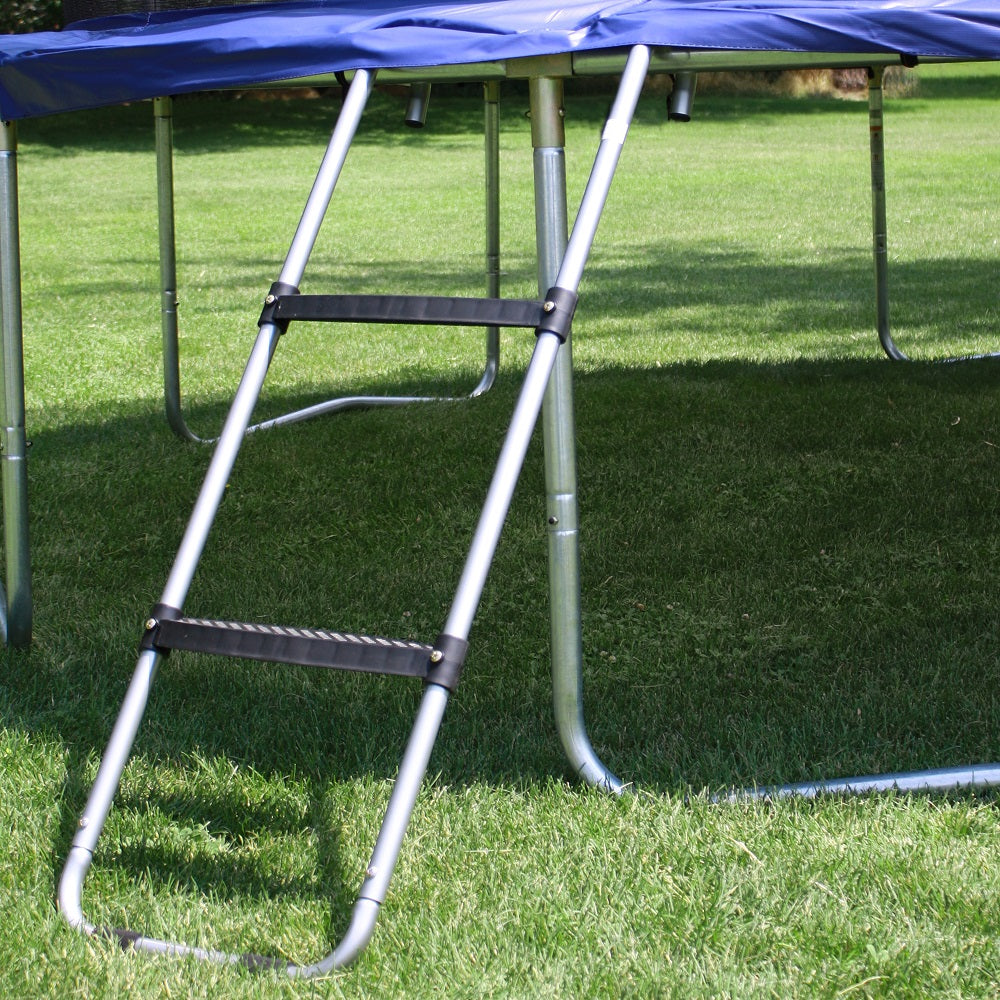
[4,351,999,964]
[9,352,1000,790]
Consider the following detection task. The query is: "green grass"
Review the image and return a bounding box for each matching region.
[3,64,1000,996]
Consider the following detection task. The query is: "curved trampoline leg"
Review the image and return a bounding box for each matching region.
[155,83,502,443]
[153,97,204,442]
[530,51,650,793]
[532,77,618,791]
[868,68,999,363]
[473,79,502,398]
[868,68,906,361]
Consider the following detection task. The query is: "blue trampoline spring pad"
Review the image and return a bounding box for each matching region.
[2,0,1000,120]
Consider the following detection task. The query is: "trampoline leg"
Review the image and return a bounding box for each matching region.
[0,120,32,647]
[472,79,502,399]
[532,48,650,792]
[153,97,202,441]
[868,67,999,363]
[868,68,905,361]
[156,82,502,442]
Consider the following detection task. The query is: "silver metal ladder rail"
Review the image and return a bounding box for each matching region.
[154,80,502,443]
[58,46,652,974]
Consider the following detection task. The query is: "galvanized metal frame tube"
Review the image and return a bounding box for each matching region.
[471,78,502,398]
[532,82,605,789]
[868,67,998,364]
[153,96,204,441]
[0,119,31,647]
[730,764,1000,803]
[868,67,904,360]
[534,47,649,792]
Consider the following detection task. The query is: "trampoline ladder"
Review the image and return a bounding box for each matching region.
[58,46,652,974]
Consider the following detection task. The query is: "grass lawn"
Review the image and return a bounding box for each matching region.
[3,63,1000,996]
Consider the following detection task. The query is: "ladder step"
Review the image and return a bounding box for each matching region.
[153,617,433,678]
[272,293,545,329]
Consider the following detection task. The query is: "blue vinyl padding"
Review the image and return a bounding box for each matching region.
[2,1,1000,120]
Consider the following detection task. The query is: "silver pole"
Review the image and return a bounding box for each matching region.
[154,97,203,440]
[443,332,563,640]
[160,69,375,610]
[60,70,377,954]
[471,79,501,398]
[293,682,452,976]
[441,43,654,644]
[533,78,622,793]
[279,72,374,286]
[728,764,1000,803]
[0,119,31,647]
[868,68,904,360]
[534,47,649,792]
[60,649,161,930]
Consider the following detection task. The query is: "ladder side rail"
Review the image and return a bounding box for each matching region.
[445,45,650,644]
[58,67,377,957]
[352,49,654,967]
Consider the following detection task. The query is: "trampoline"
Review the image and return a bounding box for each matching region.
[1,0,1000,975]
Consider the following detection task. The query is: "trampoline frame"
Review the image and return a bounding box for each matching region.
[0,33,996,970]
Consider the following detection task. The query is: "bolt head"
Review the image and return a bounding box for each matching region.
[543,300,556,313]
[430,650,443,663]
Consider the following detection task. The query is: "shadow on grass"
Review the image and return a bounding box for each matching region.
[4,351,1000,940]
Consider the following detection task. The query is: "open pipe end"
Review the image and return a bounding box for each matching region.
[668,72,697,122]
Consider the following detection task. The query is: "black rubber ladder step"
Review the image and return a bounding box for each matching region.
[152,616,434,678]
[271,293,547,328]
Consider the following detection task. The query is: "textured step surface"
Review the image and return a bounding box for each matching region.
[154,616,433,677]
